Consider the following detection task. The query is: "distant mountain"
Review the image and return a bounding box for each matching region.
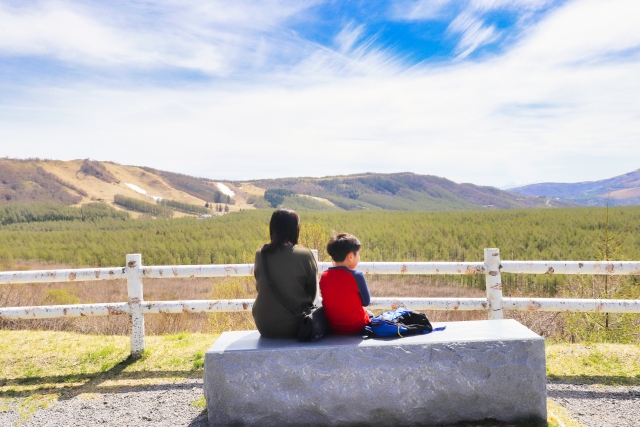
[0,158,252,217]
[508,168,640,206]
[499,180,537,190]
[0,158,576,214]
[247,172,575,211]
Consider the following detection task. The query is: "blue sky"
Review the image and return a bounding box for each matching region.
[1,0,639,187]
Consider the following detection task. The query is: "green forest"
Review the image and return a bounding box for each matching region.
[158,199,209,215]
[113,195,174,218]
[0,202,129,226]
[1,203,639,342]
[1,204,639,267]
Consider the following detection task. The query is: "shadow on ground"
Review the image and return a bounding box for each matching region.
[547,375,640,386]
[0,356,203,399]
[188,409,208,427]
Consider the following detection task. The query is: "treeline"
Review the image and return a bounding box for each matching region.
[0,202,129,226]
[159,199,209,215]
[114,195,173,218]
[1,206,639,269]
[212,193,233,204]
[264,189,294,207]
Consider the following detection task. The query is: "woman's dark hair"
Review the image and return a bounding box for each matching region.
[326,233,361,262]
[261,208,300,253]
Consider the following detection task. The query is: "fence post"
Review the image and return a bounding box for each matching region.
[126,253,145,359]
[484,248,504,320]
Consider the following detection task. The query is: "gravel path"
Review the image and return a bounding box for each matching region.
[2,380,639,426]
[547,382,640,427]
[0,379,208,427]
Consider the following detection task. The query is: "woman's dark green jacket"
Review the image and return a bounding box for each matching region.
[252,245,318,338]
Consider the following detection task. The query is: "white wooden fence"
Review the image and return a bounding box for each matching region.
[1,249,639,358]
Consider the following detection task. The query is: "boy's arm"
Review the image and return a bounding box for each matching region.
[353,271,371,307]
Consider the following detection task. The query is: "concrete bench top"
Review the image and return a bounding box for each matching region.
[208,318,542,353]
[204,319,547,426]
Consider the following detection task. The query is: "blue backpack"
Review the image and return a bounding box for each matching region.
[364,308,445,338]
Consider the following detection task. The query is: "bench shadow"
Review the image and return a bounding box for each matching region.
[547,375,640,386]
[0,356,203,400]
[188,409,208,427]
[548,388,640,400]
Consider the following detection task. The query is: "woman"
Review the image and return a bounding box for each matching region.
[252,208,318,338]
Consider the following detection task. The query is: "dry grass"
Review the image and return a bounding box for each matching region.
[1,261,631,340]
[1,261,496,335]
[39,160,207,208]
[0,261,256,334]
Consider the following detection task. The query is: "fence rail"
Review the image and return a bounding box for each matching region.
[1,249,639,358]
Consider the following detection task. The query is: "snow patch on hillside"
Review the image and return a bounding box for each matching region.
[125,183,162,201]
[217,183,235,197]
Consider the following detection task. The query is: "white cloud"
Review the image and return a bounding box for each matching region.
[469,0,552,12]
[392,0,551,21]
[0,3,139,64]
[391,0,452,21]
[1,0,640,186]
[392,0,549,58]
[0,0,319,75]
[447,12,499,58]
[513,0,640,64]
[334,22,365,54]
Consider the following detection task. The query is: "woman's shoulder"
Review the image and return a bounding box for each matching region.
[255,245,312,259]
[292,245,314,257]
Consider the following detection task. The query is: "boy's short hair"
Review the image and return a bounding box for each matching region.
[327,233,361,262]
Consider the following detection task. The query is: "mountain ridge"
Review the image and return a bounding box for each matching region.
[509,168,640,206]
[0,158,579,214]
[245,171,574,210]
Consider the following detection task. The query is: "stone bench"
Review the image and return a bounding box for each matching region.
[204,319,547,426]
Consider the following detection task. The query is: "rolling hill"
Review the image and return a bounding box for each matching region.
[509,168,640,206]
[246,172,575,211]
[0,158,575,216]
[0,158,253,218]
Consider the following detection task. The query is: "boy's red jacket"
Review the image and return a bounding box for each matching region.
[320,266,370,335]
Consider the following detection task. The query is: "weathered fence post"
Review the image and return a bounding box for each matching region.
[484,248,504,320]
[126,254,145,358]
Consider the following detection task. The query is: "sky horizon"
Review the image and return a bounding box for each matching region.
[1,0,639,187]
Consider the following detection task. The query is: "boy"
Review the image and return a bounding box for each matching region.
[319,233,371,334]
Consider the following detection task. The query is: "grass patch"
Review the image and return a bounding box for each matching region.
[546,343,640,385]
[191,396,206,410]
[0,330,218,421]
[547,399,586,427]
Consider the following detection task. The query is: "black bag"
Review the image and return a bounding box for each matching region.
[396,310,433,333]
[297,305,329,342]
[261,251,329,342]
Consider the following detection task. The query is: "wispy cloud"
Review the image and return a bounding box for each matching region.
[392,0,555,58]
[391,0,452,21]
[0,0,320,76]
[1,0,639,187]
[447,12,499,58]
[334,22,365,53]
[470,0,553,12]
